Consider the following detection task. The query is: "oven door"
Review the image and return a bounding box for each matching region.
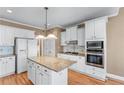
[86,53,104,68]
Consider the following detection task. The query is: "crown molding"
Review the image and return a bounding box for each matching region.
[0,17,42,30]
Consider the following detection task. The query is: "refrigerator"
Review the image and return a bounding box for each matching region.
[15,38,37,74]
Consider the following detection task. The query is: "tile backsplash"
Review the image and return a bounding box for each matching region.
[63,45,85,53]
[0,46,14,55]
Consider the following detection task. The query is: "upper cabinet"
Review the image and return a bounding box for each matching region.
[61,25,85,46]
[70,26,77,41]
[66,26,77,42]
[61,31,67,46]
[0,25,35,46]
[77,26,85,46]
[0,25,15,46]
[85,17,107,40]
[65,28,71,43]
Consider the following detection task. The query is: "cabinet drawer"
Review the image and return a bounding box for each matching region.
[42,67,51,75]
[6,56,15,61]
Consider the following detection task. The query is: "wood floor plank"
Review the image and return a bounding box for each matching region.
[0,70,123,85]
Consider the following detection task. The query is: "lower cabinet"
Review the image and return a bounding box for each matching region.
[35,64,50,85]
[27,61,36,84]
[57,53,106,81]
[27,60,67,85]
[0,56,15,77]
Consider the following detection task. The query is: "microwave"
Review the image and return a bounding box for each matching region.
[87,41,103,49]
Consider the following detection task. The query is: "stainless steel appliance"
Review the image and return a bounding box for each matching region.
[87,41,103,49]
[86,41,104,68]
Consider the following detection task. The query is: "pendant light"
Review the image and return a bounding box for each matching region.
[36,7,57,39]
[45,7,57,39]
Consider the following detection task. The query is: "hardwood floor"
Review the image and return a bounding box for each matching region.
[0,70,124,85]
[0,72,32,85]
[68,70,124,85]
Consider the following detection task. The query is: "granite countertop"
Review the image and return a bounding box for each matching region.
[0,54,15,58]
[28,56,76,72]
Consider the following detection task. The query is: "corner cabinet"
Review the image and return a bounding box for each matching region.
[85,17,107,40]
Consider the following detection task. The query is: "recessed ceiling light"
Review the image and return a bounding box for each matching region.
[6,9,12,13]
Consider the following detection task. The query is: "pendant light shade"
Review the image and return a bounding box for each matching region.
[47,34,57,39]
[36,35,45,39]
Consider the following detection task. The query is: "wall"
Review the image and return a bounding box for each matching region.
[107,8,124,77]
[0,19,42,32]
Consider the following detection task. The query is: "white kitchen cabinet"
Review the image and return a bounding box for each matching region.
[65,26,77,42]
[77,27,85,46]
[60,31,67,46]
[0,25,15,46]
[0,25,35,46]
[6,56,15,74]
[94,18,106,39]
[0,58,5,76]
[66,28,71,43]
[77,56,86,72]
[85,20,95,40]
[27,61,36,84]
[0,56,15,77]
[29,61,36,84]
[27,59,68,85]
[85,65,106,80]
[85,17,107,40]
[43,39,55,56]
[70,26,77,41]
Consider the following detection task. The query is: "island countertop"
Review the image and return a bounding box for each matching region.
[27,56,76,72]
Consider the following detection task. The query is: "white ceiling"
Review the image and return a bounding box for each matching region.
[0,7,119,28]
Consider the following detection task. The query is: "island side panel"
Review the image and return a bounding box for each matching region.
[51,68,68,85]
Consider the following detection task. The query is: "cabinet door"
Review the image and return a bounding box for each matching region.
[77,27,85,46]
[6,57,15,74]
[6,27,14,46]
[30,63,36,84]
[61,32,66,46]
[0,58,6,76]
[42,74,50,85]
[0,58,4,76]
[94,18,106,39]
[66,28,71,42]
[70,26,77,41]
[27,39,38,57]
[27,61,32,80]
[44,39,55,56]
[85,20,95,40]
[35,66,42,85]
[77,57,86,72]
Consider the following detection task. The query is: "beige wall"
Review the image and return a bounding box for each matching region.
[107,8,124,77]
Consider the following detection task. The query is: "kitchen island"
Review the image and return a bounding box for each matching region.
[27,56,76,85]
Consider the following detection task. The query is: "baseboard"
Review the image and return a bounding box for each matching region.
[107,73,124,81]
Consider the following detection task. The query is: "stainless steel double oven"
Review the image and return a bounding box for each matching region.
[86,41,104,68]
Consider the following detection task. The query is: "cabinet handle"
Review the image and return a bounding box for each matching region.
[44,70,47,72]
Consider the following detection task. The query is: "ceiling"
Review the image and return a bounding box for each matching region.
[0,7,119,28]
